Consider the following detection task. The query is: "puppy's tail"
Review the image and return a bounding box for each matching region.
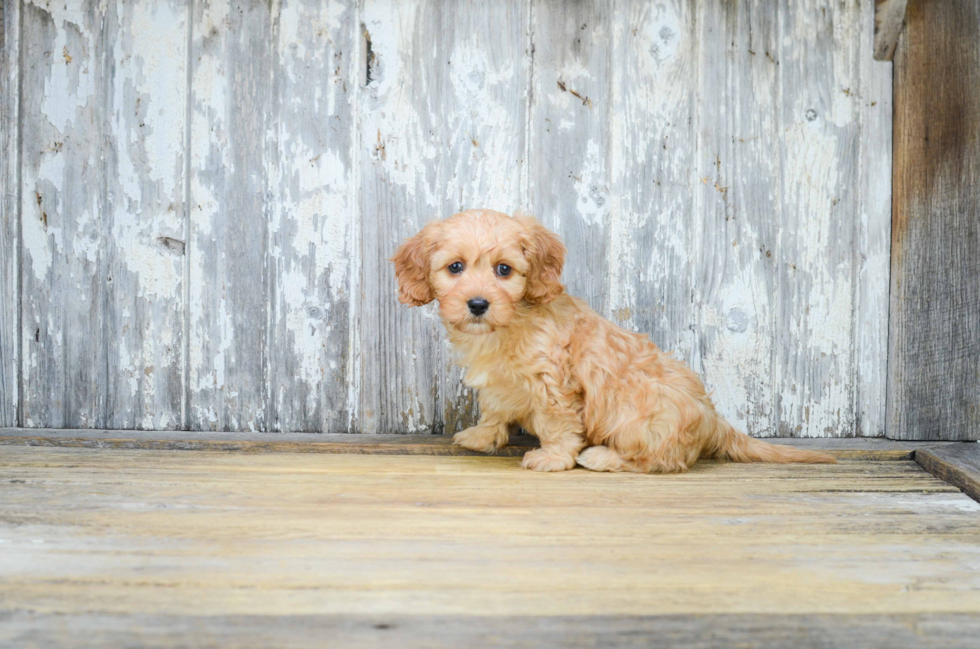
[719,419,836,465]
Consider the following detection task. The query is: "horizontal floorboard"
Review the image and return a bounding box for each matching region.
[916,444,980,502]
[2,447,979,646]
[0,428,961,460]
[2,612,980,649]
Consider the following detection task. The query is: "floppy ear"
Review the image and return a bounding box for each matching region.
[517,216,566,304]
[391,222,440,306]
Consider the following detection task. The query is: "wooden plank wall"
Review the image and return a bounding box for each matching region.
[0,0,19,427]
[0,0,893,437]
[888,0,980,441]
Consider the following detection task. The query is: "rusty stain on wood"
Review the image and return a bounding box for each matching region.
[556,79,592,108]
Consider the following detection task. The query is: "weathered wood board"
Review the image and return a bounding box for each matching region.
[4,611,980,649]
[2,427,959,460]
[694,1,778,436]
[187,0,275,432]
[1,447,980,646]
[19,0,111,428]
[104,0,188,430]
[15,0,188,430]
[916,444,980,503]
[0,0,19,427]
[2,1,894,436]
[874,0,908,61]
[356,0,529,434]
[266,0,357,434]
[888,0,980,441]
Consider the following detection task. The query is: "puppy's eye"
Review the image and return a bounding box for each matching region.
[448,261,464,274]
[496,263,512,277]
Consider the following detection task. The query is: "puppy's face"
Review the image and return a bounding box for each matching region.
[391,210,565,334]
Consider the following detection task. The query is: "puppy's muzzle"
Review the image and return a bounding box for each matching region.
[467,297,490,317]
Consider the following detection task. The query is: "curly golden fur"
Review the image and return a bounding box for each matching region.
[392,209,835,472]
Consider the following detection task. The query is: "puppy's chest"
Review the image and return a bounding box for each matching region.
[462,356,522,392]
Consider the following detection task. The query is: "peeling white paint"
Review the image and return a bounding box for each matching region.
[699,274,774,435]
[642,1,683,65]
[571,139,609,226]
[21,199,54,281]
[35,1,96,135]
[360,1,439,206]
[13,0,893,437]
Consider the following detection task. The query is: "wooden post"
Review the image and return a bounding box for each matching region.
[888,0,980,440]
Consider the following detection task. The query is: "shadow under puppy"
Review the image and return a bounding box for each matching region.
[391,209,835,472]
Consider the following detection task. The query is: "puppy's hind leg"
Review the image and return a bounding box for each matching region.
[577,444,688,473]
[576,446,627,472]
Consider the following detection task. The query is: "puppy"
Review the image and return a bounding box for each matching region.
[391,209,835,472]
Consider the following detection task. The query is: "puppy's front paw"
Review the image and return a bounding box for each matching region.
[521,449,576,472]
[453,426,506,453]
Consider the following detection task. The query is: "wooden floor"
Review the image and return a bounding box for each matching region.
[2,444,980,647]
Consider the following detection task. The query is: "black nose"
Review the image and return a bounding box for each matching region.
[467,297,490,316]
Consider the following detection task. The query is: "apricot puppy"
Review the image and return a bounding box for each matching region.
[392,209,835,472]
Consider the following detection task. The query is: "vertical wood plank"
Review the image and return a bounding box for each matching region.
[188,0,274,431]
[20,0,110,428]
[888,0,980,440]
[692,1,779,436]
[606,0,697,360]
[436,0,528,434]
[0,0,20,426]
[775,0,863,437]
[528,0,611,314]
[267,0,356,433]
[103,0,188,429]
[855,0,893,438]
[356,0,441,434]
[357,0,528,434]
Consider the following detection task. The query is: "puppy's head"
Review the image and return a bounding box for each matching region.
[391,209,565,334]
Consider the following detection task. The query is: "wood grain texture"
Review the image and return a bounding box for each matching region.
[874,0,908,61]
[0,0,19,427]
[607,1,697,360]
[1,448,978,626]
[7,1,895,437]
[356,0,528,434]
[266,0,356,433]
[775,0,868,437]
[916,444,980,503]
[693,0,778,436]
[855,0,894,440]
[888,0,980,441]
[187,0,275,431]
[103,0,188,429]
[4,612,980,649]
[19,0,111,428]
[2,427,956,460]
[528,0,612,316]
[0,429,539,456]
